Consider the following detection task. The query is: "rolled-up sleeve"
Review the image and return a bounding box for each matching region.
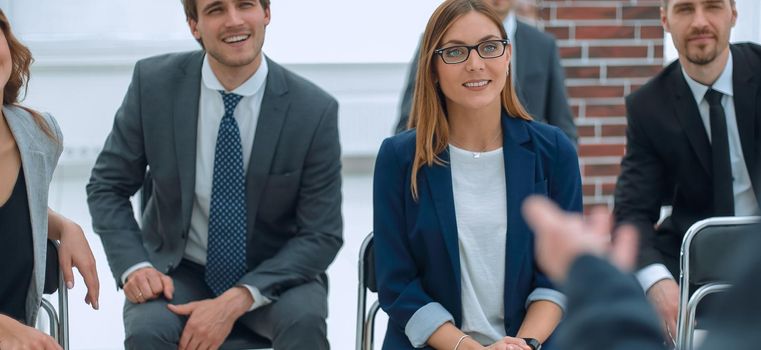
[405,302,454,348]
[526,287,567,313]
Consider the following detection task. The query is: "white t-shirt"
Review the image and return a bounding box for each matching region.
[450,144,508,344]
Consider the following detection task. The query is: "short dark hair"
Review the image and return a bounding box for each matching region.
[661,0,735,8]
[181,0,271,22]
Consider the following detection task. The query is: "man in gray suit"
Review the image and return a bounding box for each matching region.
[86,0,342,349]
[395,0,577,144]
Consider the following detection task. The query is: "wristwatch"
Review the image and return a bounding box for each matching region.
[522,338,542,350]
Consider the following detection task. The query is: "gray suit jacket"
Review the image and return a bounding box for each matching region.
[395,20,577,143]
[87,51,343,301]
[5,105,63,325]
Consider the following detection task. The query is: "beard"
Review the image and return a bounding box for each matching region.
[682,29,723,66]
[684,41,722,66]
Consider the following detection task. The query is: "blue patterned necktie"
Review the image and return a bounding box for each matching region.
[205,91,247,296]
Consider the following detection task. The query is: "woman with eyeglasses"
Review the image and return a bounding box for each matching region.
[0,9,100,349]
[373,0,581,349]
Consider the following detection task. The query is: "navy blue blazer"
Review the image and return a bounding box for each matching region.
[373,113,582,349]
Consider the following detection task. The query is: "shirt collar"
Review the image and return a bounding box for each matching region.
[503,11,517,44]
[201,53,268,97]
[681,50,733,104]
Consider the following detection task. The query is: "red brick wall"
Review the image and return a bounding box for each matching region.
[537,0,664,211]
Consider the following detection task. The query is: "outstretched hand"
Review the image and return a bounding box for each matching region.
[521,196,639,284]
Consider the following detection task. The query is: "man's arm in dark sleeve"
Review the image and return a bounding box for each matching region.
[557,255,665,350]
[86,61,150,285]
[613,99,668,269]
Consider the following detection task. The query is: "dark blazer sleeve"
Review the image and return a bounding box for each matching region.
[613,97,668,269]
[86,61,151,284]
[544,40,578,144]
[557,255,664,350]
[373,138,438,329]
[239,98,343,298]
[395,48,421,135]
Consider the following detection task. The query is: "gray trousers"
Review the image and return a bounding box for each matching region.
[123,261,329,350]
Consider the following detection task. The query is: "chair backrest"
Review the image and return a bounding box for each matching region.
[44,240,60,294]
[357,232,381,350]
[41,240,69,350]
[681,216,761,286]
[363,235,376,293]
[676,216,760,350]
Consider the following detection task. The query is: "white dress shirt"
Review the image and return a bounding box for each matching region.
[637,52,761,291]
[122,54,271,311]
[504,11,518,82]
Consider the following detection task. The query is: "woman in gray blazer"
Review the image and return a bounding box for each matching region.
[0,9,100,349]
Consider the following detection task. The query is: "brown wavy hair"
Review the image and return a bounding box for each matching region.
[0,9,55,140]
[408,0,531,199]
[181,0,271,22]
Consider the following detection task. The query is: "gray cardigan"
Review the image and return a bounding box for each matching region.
[5,105,63,325]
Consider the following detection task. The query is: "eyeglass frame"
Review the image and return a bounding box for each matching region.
[433,38,511,64]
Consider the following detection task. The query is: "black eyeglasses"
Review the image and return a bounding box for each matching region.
[434,39,510,64]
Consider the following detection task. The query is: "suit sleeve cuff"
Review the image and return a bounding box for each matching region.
[636,264,675,292]
[526,287,567,313]
[404,302,454,348]
[121,262,154,284]
[240,284,272,312]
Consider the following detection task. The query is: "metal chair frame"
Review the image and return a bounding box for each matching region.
[356,232,380,350]
[39,240,69,350]
[676,216,760,350]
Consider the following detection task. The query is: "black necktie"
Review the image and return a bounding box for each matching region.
[704,88,734,215]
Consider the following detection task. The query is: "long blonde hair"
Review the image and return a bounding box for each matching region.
[408,0,531,199]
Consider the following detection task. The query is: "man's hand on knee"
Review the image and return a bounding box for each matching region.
[124,267,174,304]
[167,286,253,350]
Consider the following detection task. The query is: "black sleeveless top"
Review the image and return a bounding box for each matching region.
[0,167,34,322]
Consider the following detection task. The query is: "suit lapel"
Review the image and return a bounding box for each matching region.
[669,66,712,175]
[245,58,290,236]
[423,149,461,290]
[730,45,760,199]
[172,52,203,230]
[501,115,535,313]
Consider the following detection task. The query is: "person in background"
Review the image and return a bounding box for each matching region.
[613,0,760,343]
[394,0,577,145]
[373,0,582,349]
[0,8,100,350]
